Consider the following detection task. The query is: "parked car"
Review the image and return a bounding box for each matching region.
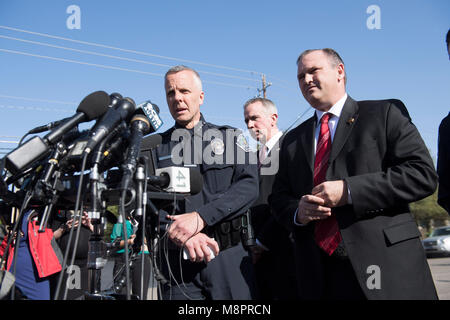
[422,226,450,257]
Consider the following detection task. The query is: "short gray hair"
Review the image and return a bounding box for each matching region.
[164,65,202,87]
[243,97,278,115]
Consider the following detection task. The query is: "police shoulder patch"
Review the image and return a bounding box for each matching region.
[236,133,251,152]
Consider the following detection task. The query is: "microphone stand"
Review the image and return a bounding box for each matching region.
[132,156,168,300]
[83,133,135,300]
[133,159,146,299]
[84,138,114,300]
[38,141,67,232]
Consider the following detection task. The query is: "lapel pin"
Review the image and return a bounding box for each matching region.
[347,117,355,124]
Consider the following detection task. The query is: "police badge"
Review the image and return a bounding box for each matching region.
[210,138,225,155]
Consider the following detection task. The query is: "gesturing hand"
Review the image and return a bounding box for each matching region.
[296,194,332,225]
[311,180,348,208]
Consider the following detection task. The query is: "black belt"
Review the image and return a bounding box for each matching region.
[166,212,254,252]
[208,216,243,251]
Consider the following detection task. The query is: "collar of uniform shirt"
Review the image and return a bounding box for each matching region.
[314,93,348,148]
[263,130,283,156]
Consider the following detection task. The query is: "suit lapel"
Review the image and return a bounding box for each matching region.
[329,96,359,163]
[300,116,316,174]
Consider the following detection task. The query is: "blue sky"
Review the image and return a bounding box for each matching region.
[0,0,449,162]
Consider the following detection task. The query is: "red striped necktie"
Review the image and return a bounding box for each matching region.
[313,113,342,255]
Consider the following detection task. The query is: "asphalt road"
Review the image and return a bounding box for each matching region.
[428,256,450,300]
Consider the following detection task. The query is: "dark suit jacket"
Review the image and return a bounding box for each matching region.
[251,135,297,299]
[269,96,438,300]
[252,136,291,249]
[438,112,450,213]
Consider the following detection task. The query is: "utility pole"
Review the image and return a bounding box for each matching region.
[258,74,271,98]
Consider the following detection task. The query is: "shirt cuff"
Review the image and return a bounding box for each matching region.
[347,184,353,204]
[293,208,307,227]
[256,239,270,251]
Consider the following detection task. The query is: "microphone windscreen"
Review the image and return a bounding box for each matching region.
[151,103,160,114]
[141,134,162,151]
[189,168,203,195]
[77,91,110,120]
[135,100,163,132]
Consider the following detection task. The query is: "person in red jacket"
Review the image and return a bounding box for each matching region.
[1,209,62,300]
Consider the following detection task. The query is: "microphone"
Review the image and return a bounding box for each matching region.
[121,102,163,178]
[4,91,110,175]
[135,100,163,133]
[120,103,162,190]
[59,93,126,172]
[150,167,203,194]
[109,92,123,108]
[28,117,73,134]
[44,91,110,145]
[83,97,136,154]
[26,92,119,135]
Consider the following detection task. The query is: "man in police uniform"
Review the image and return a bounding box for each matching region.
[153,65,258,300]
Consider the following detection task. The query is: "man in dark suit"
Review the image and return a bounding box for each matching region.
[269,48,438,299]
[243,97,297,300]
[437,29,450,213]
[438,113,450,213]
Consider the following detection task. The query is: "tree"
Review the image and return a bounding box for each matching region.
[411,189,449,235]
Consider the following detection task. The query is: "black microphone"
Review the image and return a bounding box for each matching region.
[135,100,163,133]
[121,103,162,175]
[109,92,123,108]
[58,93,125,172]
[84,97,136,154]
[4,91,110,175]
[120,101,163,189]
[96,100,162,171]
[28,117,73,134]
[26,92,118,135]
[44,91,110,145]
[149,167,203,195]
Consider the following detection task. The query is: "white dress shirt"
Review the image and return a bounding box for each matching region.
[294,93,352,226]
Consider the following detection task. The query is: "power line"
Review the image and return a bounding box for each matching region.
[0,25,299,98]
[0,94,76,105]
[0,48,258,90]
[0,35,261,83]
[0,103,73,113]
[0,25,263,76]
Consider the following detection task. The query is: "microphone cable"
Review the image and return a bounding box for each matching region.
[63,200,86,300]
[119,186,131,300]
[161,194,202,300]
[139,158,148,300]
[53,151,88,300]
